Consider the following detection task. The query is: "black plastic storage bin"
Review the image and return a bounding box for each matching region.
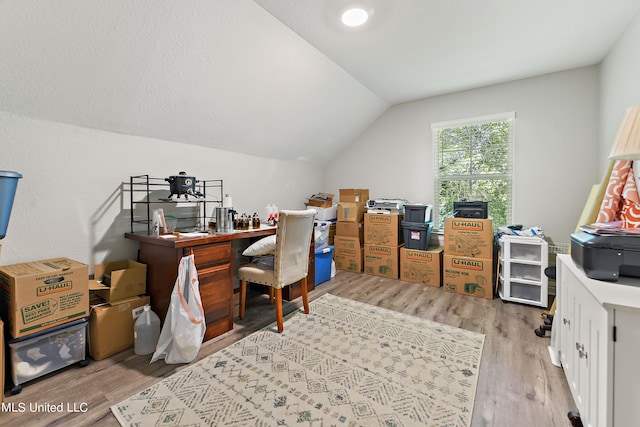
[404,204,431,223]
[402,221,433,250]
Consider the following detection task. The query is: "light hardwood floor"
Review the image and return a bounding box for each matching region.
[1,271,576,426]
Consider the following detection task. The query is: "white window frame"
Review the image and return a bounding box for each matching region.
[431,112,515,230]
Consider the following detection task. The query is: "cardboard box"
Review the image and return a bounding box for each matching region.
[89,260,146,304]
[365,213,403,246]
[337,202,366,222]
[336,221,364,243]
[442,254,494,299]
[334,236,363,272]
[339,188,370,203]
[0,258,89,338]
[307,193,334,208]
[364,244,402,279]
[89,294,150,360]
[444,218,494,259]
[400,247,443,287]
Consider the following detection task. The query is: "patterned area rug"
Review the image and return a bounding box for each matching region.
[111,294,485,426]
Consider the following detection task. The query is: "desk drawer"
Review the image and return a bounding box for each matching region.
[198,264,233,340]
[199,265,232,307]
[187,242,232,269]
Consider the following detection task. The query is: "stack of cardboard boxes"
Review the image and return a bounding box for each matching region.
[442,218,494,299]
[0,257,90,392]
[88,260,149,360]
[364,212,403,279]
[333,189,368,272]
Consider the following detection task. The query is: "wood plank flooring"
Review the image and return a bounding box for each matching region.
[1,271,576,426]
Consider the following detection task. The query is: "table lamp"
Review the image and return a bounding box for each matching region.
[609,106,640,160]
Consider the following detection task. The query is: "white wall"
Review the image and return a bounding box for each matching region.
[0,111,322,269]
[324,67,600,245]
[599,10,640,174]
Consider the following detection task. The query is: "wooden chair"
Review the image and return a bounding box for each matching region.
[237,209,316,332]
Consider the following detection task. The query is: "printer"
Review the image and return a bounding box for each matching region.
[570,231,640,281]
[366,199,407,214]
[453,201,488,219]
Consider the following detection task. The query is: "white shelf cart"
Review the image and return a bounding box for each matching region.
[498,235,548,307]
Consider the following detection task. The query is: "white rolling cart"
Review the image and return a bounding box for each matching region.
[498,235,548,307]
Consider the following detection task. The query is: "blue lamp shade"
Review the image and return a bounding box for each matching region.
[0,171,23,239]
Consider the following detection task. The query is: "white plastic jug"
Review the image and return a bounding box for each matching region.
[134,305,161,355]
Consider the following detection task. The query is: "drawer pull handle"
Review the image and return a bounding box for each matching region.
[575,343,588,359]
[563,318,570,325]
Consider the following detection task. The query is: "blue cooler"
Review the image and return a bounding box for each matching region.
[315,245,334,285]
[0,170,22,239]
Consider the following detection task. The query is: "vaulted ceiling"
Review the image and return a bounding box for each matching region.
[1,0,639,164]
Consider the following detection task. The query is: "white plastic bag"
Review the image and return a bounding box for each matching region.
[151,254,206,364]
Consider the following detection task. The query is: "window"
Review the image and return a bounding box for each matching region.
[432,112,514,230]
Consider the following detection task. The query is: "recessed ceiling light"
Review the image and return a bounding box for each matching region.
[341,8,369,27]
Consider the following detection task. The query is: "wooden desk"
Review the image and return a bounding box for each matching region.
[125,226,314,341]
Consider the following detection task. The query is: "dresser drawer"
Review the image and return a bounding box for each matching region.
[198,264,232,329]
[186,242,232,269]
[198,265,232,307]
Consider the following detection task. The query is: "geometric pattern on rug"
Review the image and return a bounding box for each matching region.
[112,293,485,426]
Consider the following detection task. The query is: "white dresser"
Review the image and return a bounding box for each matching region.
[554,254,640,427]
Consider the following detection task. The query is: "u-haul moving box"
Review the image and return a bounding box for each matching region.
[442,254,494,299]
[364,244,401,279]
[365,213,403,246]
[0,258,89,338]
[334,235,363,272]
[400,247,443,287]
[444,218,493,258]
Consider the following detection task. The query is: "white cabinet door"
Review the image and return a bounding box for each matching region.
[575,283,607,427]
[614,309,640,426]
[559,261,578,398]
[558,258,609,427]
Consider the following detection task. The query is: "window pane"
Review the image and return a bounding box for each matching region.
[440,149,470,175]
[440,128,466,151]
[471,146,508,174]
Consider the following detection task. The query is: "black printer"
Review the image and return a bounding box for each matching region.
[570,231,640,281]
[453,201,488,219]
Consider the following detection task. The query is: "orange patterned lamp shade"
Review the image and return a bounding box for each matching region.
[609,106,640,160]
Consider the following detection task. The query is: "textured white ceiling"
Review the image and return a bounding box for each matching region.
[1,0,639,164]
[256,0,640,103]
[0,0,386,164]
